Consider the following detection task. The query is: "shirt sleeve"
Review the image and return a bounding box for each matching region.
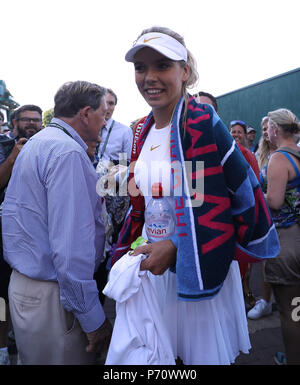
[45,150,105,333]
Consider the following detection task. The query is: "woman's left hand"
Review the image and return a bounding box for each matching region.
[132,240,177,275]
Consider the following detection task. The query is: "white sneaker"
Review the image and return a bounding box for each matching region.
[0,349,11,365]
[247,298,272,320]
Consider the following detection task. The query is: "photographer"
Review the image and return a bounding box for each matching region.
[0,105,43,192]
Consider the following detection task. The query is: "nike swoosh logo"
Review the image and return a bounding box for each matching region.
[150,145,161,151]
[143,37,161,43]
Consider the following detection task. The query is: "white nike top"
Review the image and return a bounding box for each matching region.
[134,123,173,207]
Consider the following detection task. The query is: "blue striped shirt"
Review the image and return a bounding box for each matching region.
[97,117,133,162]
[2,118,106,332]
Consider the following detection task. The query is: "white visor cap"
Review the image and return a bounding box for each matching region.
[125,32,188,63]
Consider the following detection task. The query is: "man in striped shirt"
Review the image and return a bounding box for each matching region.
[2,81,112,365]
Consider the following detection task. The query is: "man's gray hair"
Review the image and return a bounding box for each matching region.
[54,81,106,118]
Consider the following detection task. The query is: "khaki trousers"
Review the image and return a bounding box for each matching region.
[9,270,96,365]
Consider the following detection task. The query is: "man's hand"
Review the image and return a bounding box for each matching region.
[0,138,28,189]
[86,318,113,353]
[9,138,27,163]
[133,239,177,275]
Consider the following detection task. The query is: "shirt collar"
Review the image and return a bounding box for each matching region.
[105,118,113,129]
[50,117,88,151]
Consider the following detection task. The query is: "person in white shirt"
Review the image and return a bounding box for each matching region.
[97,89,133,164]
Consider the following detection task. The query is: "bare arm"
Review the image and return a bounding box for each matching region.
[266,152,289,210]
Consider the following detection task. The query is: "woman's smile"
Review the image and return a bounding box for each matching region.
[134,47,189,117]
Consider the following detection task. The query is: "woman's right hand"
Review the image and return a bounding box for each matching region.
[133,239,177,275]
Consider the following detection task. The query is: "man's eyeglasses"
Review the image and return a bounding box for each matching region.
[230,120,246,127]
[17,117,42,123]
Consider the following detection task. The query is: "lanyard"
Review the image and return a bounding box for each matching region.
[99,120,115,159]
[48,122,73,139]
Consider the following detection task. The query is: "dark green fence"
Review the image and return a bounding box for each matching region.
[217,68,300,144]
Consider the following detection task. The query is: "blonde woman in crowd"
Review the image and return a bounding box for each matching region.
[264,108,300,365]
[247,116,278,320]
[257,116,278,171]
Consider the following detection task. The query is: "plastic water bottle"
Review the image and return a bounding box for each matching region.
[145,182,175,243]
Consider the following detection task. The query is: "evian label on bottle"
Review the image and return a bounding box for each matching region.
[146,214,174,240]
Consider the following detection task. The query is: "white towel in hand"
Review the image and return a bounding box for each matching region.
[103,252,175,365]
